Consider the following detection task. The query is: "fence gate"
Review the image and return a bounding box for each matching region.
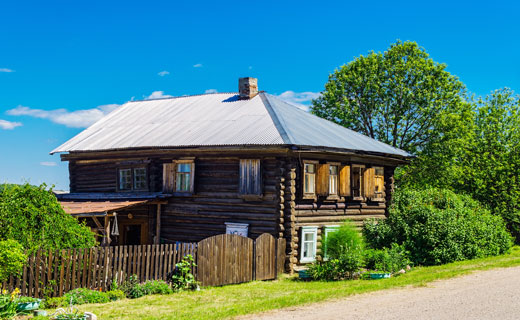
[255,233,276,280]
[197,234,253,287]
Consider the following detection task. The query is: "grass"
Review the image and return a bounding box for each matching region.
[68,247,520,320]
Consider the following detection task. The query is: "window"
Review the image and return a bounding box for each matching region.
[304,163,316,196]
[119,167,147,191]
[300,227,318,263]
[351,165,365,199]
[323,226,339,260]
[329,165,339,195]
[133,168,147,190]
[176,162,193,192]
[374,167,385,198]
[239,159,262,195]
[119,169,132,190]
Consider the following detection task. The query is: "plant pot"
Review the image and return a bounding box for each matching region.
[367,272,391,279]
[298,269,311,279]
[17,299,42,311]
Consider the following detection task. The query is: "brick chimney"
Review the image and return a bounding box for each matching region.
[238,77,258,100]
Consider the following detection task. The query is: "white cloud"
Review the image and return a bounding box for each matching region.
[277,91,321,104]
[0,68,14,73]
[205,89,218,94]
[40,161,57,167]
[6,104,120,128]
[193,63,203,68]
[0,119,22,130]
[158,70,170,77]
[145,91,173,100]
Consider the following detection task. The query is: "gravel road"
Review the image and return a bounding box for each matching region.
[240,266,520,320]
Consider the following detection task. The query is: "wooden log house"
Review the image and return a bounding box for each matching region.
[51,77,411,271]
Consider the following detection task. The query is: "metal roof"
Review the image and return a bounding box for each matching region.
[51,92,411,158]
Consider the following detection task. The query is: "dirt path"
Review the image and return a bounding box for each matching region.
[240,266,520,320]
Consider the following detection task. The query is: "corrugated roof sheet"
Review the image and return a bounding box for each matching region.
[51,92,411,158]
[60,200,149,216]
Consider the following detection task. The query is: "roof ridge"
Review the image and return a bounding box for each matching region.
[129,92,238,103]
[259,93,293,144]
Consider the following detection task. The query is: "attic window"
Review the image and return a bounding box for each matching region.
[118,167,147,191]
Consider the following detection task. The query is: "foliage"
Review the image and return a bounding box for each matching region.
[311,40,466,154]
[168,255,198,291]
[0,293,17,320]
[106,290,126,301]
[0,183,96,253]
[42,297,66,309]
[120,275,173,299]
[364,243,411,273]
[363,188,513,265]
[63,288,110,305]
[0,240,27,282]
[309,222,364,280]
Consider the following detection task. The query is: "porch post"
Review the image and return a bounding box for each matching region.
[155,204,161,244]
[103,214,111,246]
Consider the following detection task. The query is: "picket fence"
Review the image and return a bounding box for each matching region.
[1,233,286,297]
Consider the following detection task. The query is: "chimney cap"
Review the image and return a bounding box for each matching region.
[238,77,258,100]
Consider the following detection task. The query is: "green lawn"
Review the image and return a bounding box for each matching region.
[71,247,520,320]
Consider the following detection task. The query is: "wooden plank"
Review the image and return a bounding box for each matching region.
[145,245,151,281]
[316,163,329,196]
[34,250,41,298]
[113,246,120,285]
[64,249,72,293]
[122,246,128,281]
[154,244,160,279]
[339,165,351,197]
[21,260,27,296]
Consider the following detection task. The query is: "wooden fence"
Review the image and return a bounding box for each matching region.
[1,233,285,297]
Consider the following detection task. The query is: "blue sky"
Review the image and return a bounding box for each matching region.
[1,0,519,190]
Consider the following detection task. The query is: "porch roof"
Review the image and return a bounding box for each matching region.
[59,199,152,217]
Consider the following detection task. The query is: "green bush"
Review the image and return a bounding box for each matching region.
[364,243,411,273]
[0,240,27,282]
[309,222,364,280]
[42,296,66,309]
[0,183,96,253]
[120,275,173,299]
[106,289,126,301]
[168,255,198,291]
[0,293,17,320]
[63,288,110,305]
[363,188,513,265]
[139,280,173,295]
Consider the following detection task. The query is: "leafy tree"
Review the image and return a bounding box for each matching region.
[0,183,96,253]
[311,40,467,154]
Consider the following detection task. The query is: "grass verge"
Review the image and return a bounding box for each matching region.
[70,246,520,320]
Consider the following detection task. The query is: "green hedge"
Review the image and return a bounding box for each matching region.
[363,188,513,265]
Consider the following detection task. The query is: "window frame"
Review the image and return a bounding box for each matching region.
[117,166,148,191]
[174,160,195,194]
[300,226,318,263]
[322,225,340,261]
[373,166,385,201]
[351,164,365,201]
[239,159,262,197]
[302,160,318,199]
[327,162,340,199]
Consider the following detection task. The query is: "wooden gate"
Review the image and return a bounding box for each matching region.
[197,234,253,287]
[255,233,276,280]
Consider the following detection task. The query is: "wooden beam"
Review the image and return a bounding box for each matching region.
[155,204,161,244]
[103,215,111,246]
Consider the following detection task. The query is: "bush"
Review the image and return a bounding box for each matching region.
[0,183,96,253]
[364,243,411,273]
[120,275,173,299]
[0,293,17,320]
[63,288,111,305]
[42,296,66,309]
[309,222,364,280]
[106,289,126,301]
[363,188,514,265]
[168,255,198,291]
[140,280,173,295]
[0,240,26,282]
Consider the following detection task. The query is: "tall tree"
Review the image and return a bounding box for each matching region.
[311,40,466,154]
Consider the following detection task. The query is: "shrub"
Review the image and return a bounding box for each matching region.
[62,288,110,305]
[0,293,17,320]
[106,289,126,301]
[0,183,96,253]
[140,280,173,295]
[168,254,198,291]
[309,222,364,280]
[120,275,145,299]
[0,240,27,282]
[42,296,66,309]
[364,243,411,273]
[363,188,514,265]
[120,275,173,299]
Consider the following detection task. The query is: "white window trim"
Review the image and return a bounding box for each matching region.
[300,226,318,263]
[323,225,340,261]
